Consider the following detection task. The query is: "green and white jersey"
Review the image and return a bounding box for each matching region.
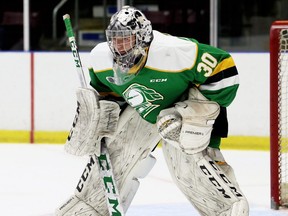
[89,30,239,124]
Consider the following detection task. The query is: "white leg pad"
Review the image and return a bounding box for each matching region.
[120,154,156,210]
[220,199,249,216]
[206,147,249,216]
[133,154,157,179]
[121,178,140,211]
[162,142,249,216]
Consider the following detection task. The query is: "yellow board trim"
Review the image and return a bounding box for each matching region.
[0,130,270,151]
[220,136,269,151]
[0,130,68,144]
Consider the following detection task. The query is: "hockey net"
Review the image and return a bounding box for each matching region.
[270,20,288,210]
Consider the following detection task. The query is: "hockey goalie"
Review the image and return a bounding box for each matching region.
[56,5,249,216]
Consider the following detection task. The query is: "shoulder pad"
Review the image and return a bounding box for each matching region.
[90,42,113,72]
[146,31,198,72]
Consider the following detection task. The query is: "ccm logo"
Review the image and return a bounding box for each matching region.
[150,78,167,83]
[200,161,243,199]
[76,156,96,192]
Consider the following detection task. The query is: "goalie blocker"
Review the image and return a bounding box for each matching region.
[65,87,121,157]
[56,88,161,215]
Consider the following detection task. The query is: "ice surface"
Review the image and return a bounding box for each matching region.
[0,144,286,216]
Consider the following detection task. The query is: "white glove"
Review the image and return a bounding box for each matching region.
[157,97,220,154]
[175,99,219,154]
[157,107,182,148]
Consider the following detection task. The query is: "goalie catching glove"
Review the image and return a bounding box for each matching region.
[157,87,220,154]
[65,87,121,156]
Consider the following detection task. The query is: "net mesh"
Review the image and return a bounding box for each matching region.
[278,29,288,206]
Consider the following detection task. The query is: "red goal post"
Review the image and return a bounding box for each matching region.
[270,20,288,210]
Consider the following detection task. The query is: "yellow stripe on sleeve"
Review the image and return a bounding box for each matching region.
[211,57,236,76]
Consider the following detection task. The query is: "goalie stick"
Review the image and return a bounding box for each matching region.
[63,14,125,216]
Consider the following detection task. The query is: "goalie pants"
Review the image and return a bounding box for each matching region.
[209,106,228,149]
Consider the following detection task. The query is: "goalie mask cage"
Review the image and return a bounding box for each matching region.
[270,20,288,210]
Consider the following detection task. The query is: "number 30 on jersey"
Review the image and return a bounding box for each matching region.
[197,53,218,77]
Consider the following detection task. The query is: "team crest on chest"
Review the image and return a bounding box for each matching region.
[123,83,164,117]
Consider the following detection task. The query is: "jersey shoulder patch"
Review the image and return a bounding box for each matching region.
[90,42,113,72]
[146,31,198,72]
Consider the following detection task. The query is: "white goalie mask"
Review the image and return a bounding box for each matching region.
[106,6,153,85]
